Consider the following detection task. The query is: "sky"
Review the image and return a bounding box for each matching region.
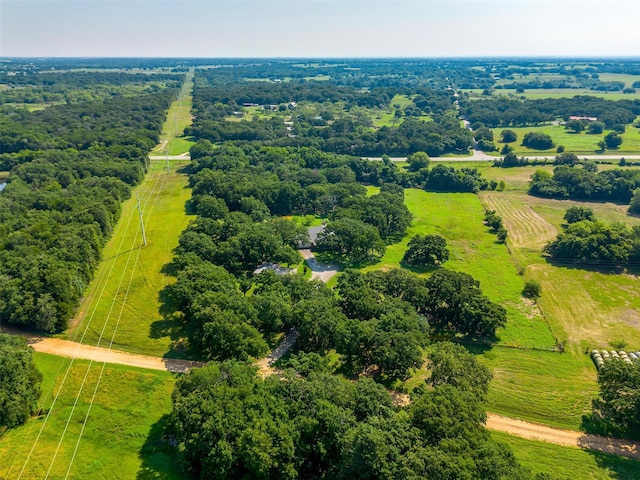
[1,0,639,58]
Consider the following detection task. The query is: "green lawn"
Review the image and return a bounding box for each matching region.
[362,188,555,348]
[492,431,640,479]
[151,68,195,156]
[491,122,640,156]
[68,159,194,358]
[0,353,184,480]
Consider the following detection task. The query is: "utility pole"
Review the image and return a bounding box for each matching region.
[136,192,147,246]
[165,148,170,174]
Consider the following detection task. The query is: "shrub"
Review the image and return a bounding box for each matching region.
[522,280,541,299]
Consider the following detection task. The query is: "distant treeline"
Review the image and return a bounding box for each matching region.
[188,76,474,156]
[529,166,640,203]
[0,72,182,106]
[461,96,640,128]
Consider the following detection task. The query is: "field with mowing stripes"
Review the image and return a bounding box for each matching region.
[360,177,640,431]
[68,159,194,358]
[479,190,640,348]
[491,432,640,479]
[0,353,183,479]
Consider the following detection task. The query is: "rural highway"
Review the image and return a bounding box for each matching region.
[150,151,640,163]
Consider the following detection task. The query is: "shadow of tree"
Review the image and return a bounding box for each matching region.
[136,414,185,480]
[544,256,640,277]
[147,279,196,360]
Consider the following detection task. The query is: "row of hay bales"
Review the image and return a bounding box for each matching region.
[591,350,640,369]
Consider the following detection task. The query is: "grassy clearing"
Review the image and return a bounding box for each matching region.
[0,353,183,480]
[362,188,555,348]
[151,68,195,156]
[597,73,640,88]
[492,431,640,479]
[490,123,640,156]
[466,88,640,101]
[2,102,63,111]
[68,159,194,358]
[479,190,640,349]
[479,347,597,430]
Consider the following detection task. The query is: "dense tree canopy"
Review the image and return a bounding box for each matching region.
[424,269,507,338]
[529,166,640,203]
[0,334,42,433]
[171,357,541,480]
[544,218,640,266]
[0,79,178,331]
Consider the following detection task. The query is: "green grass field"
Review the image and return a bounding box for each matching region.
[68,159,194,358]
[464,87,640,101]
[480,347,597,430]
[490,123,640,156]
[480,190,640,349]
[151,68,195,156]
[492,431,640,479]
[362,187,556,348]
[0,353,184,479]
[359,181,640,430]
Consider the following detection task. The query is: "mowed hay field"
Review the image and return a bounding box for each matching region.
[0,353,184,480]
[479,190,640,348]
[363,187,556,348]
[491,432,640,479]
[68,159,194,358]
[369,174,640,429]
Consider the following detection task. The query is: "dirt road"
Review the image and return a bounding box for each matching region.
[5,328,640,459]
[487,413,640,460]
[1,329,203,373]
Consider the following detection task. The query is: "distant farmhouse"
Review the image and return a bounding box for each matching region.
[569,115,598,122]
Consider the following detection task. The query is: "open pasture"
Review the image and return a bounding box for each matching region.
[480,347,597,430]
[491,431,640,479]
[479,190,640,348]
[151,69,195,156]
[363,188,555,348]
[0,353,183,480]
[69,159,194,358]
[490,123,640,156]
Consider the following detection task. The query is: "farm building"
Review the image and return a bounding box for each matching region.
[569,115,598,122]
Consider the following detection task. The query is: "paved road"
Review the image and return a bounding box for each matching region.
[150,151,640,163]
[367,151,640,163]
